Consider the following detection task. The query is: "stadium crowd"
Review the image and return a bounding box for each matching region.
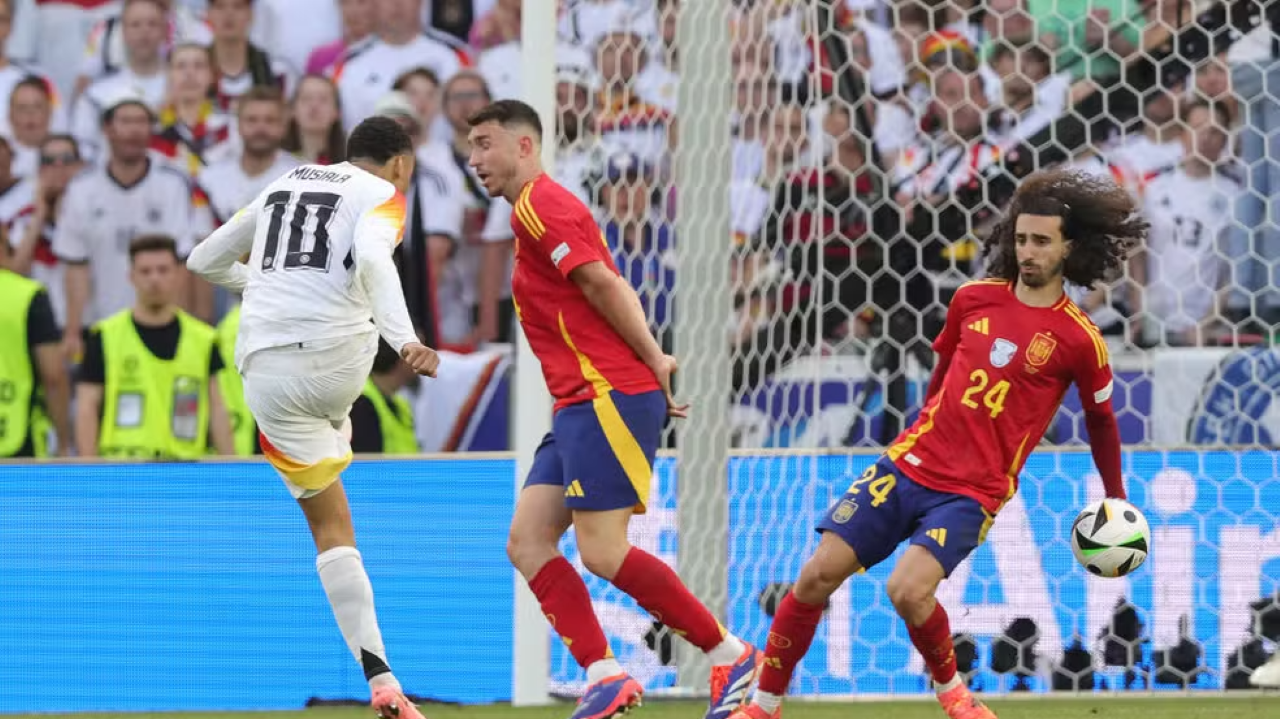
[0,0,1276,459]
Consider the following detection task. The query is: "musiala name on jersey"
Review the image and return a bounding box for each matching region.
[288,167,353,184]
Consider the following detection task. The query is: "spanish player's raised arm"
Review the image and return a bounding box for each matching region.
[1071,314,1126,500]
[186,194,261,292]
[352,189,420,355]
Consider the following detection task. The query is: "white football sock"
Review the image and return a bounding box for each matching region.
[707,635,747,666]
[317,546,399,690]
[754,691,782,714]
[586,658,625,685]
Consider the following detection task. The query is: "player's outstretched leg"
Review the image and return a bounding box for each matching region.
[888,546,996,719]
[573,508,762,719]
[299,479,426,719]
[730,532,861,719]
[509,484,641,719]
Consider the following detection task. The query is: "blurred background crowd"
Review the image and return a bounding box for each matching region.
[0,0,1276,459]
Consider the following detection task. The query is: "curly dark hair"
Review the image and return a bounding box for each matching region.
[983,168,1148,288]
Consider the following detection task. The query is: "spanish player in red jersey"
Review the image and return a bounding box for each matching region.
[465,99,762,719]
[729,170,1150,719]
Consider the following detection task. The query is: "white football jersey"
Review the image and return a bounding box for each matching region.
[186,162,419,369]
[1142,167,1241,333]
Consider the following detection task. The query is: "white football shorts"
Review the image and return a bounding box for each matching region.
[241,330,378,499]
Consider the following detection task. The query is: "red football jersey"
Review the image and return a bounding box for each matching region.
[508,174,660,410]
[889,279,1114,513]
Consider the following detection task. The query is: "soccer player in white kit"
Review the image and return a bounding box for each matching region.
[187,116,439,719]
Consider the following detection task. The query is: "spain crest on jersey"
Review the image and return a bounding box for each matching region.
[1027,332,1058,366]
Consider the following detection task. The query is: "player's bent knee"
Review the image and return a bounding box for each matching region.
[577,540,629,581]
[886,573,935,619]
[794,555,852,605]
[506,524,563,577]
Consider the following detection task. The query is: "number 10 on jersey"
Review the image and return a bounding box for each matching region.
[262,191,343,272]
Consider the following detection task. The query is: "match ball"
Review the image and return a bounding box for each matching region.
[1070,498,1150,578]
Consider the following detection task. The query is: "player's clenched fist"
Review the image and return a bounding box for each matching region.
[650,354,690,419]
[400,342,440,377]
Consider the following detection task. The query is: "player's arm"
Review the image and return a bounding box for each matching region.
[29,291,72,456]
[73,330,106,458]
[925,287,967,400]
[185,198,260,292]
[353,192,440,375]
[206,345,235,455]
[569,261,665,368]
[51,186,91,360]
[1075,335,1126,500]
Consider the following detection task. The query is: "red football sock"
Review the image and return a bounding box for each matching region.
[528,557,612,668]
[907,602,958,685]
[611,547,725,652]
[757,592,825,695]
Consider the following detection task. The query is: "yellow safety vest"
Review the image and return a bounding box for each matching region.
[216,304,256,456]
[97,310,216,460]
[360,379,419,454]
[0,271,46,457]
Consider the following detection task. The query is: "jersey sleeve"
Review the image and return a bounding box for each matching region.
[1072,321,1114,412]
[26,290,60,347]
[353,189,419,353]
[519,186,603,278]
[186,194,260,291]
[77,328,105,384]
[932,285,968,355]
[51,182,90,263]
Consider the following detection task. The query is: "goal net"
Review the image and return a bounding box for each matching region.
[534,0,1280,698]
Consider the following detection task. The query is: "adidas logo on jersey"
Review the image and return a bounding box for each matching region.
[925,528,948,547]
[968,318,989,335]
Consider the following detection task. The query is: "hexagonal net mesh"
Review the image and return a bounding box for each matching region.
[534,0,1280,697]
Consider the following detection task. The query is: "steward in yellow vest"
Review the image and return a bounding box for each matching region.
[215,303,259,456]
[349,339,420,454]
[74,235,235,459]
[0,260,71,457]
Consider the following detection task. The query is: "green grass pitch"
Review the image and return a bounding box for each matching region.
[25,697,1280,719]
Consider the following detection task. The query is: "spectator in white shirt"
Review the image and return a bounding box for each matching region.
[207,0,294,112]
[73,0,171,163]
[7,75,55,177]
[197,86,299,224]
[75,0,212,100]
[392,66,442,137]
[282,74,346,165]
[53,91,216,359]
[0,134,33,223]
[151,43,236,177]
[333,0,470,133]
[0,0,66,141]
[9,134,84,326]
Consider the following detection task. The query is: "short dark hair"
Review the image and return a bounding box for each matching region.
[466,99,543,140]
[40,133,80,159]
[129,234,179,262]
[393,66,440,91]
[983,168,1148,288]
[346,116,414,165]
[237,85,286,114]
[11,75,51,101]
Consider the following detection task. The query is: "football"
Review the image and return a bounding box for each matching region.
[1070,498,1150,578]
